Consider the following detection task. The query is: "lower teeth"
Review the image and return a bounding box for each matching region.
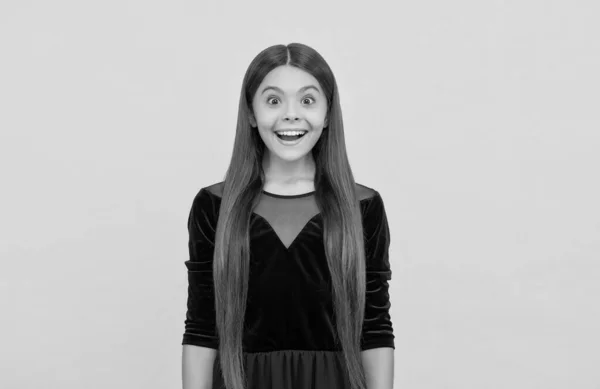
[277,134,304,141]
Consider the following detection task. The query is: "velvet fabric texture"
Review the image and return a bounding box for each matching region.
[182,182,394,388]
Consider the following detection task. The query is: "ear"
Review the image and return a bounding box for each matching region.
[249,113,256,128]
[324,116,329,128]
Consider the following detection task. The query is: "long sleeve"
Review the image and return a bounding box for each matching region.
[182,188,220,349]
[360,191,395,351]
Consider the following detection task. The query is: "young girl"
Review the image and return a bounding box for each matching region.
[182,43,394,389]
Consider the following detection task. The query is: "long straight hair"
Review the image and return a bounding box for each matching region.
[213,43,367,389]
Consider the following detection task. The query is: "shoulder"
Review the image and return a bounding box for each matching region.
[355,184,390,251]
[355,183,388,232]
[189,181,224,225]
[355,182,384,210]
[203,181,225,198]
[198,181,377,200]
[355,182,379,201]
[192,181,225,204]
[193,180,381,210]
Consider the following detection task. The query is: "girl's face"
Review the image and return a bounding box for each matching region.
[250,65,328,164]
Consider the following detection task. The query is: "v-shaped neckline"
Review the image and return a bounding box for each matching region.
[252,211,322,252]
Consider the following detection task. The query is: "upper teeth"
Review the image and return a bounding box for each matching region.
[276,130,307,136]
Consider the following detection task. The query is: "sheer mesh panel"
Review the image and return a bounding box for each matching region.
[205,182,375,250]
[254,190,320,249]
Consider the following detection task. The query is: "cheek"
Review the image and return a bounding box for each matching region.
[255,110,278,127]
[307,113,328,127]
[254,104,327,127]
[308,106,328,121]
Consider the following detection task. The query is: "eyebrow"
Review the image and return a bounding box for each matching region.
[260,85,321,95]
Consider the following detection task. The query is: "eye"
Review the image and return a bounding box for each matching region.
[266,95,315,106]
[267,96,280,105]
[302,96,316,105]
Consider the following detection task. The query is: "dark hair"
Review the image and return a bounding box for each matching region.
[214,42,367,389]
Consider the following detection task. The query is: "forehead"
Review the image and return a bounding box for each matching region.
[259,65,321,92]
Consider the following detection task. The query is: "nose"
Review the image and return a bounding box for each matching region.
[283,105,300,122]
[283,115,300,122]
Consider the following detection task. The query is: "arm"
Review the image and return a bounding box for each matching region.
[360,191,395,389]
[182,345,216,389]
[361,347,394,389]
[181,189,220,388]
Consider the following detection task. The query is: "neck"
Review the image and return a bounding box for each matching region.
[262,152,315,184]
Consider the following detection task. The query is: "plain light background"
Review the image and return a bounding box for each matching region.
[1,0,599,388]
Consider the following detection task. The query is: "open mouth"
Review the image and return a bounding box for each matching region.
[275,131,308,141]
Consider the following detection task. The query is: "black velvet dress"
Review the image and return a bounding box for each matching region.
[182,181,394,389]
